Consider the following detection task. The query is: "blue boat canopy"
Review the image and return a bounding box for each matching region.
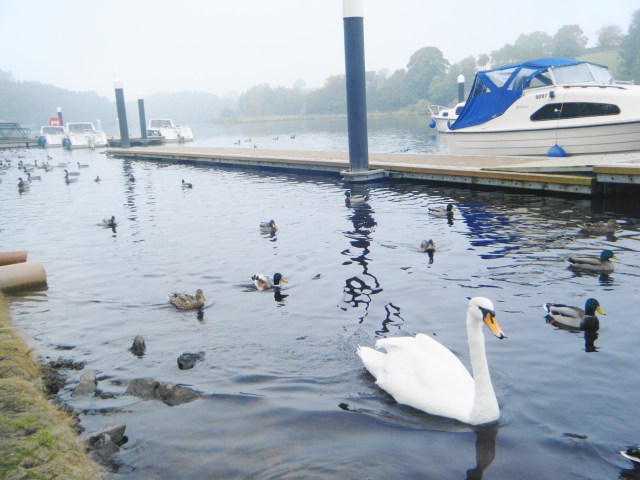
[450,58,582,130]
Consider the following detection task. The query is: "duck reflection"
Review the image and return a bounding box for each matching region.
[274,288,289,303]
[466,425,499,480]
[341,189,382,324]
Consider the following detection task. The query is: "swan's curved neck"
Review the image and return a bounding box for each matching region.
[467,317,499,424]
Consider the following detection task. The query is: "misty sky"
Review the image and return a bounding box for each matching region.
[1,0,637,99]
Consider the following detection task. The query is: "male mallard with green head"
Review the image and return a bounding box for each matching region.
[544,298,603,331]
[568,249,617,274]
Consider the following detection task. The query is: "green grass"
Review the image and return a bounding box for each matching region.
[0,294,101,480]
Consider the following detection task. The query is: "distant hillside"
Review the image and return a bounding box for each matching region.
[0,70,237,134]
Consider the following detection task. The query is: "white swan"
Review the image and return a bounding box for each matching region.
[357,297,505,425]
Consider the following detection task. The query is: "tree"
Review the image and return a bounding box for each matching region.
[405,47,449,104]
[620,9,640,83]
[552,25,588,57]
[428,56,478,106]
[477,54,491,68]
[597,24,623,47]
[491,31,552,65]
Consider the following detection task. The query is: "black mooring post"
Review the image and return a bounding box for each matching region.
[114,79,130,148]
[343,0,369,172]
[137,94,147,140]
[57,107,63,126]
[458,74,465,103]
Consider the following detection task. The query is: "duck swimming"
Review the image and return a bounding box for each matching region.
[568,249,616,274]
[358,297,505,425]
[251,273,287,291]
[181,179,193,188]
[620,446,640,464]
[345,191,366,206]
[102,216,117,228]
[420,239,436,254]
[578,219,617,236]
[168,289,206,310]
[428,203,455,216]
[544,298,603,331]
[259,219,277,233]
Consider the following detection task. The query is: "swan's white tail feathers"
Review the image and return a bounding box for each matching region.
[357,345,386,381]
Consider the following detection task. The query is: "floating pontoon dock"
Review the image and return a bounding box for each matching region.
[106,146,640,196]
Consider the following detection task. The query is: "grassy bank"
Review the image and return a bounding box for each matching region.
[0,294,101,479]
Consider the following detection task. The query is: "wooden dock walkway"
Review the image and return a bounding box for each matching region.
[106,146,640,196]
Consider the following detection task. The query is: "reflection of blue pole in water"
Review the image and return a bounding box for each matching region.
[343,0,369,172]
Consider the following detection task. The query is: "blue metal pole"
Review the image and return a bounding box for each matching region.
[114,79,130,148]
[57,107,63,126]
[343,0,368,172]
[137,94,147,140]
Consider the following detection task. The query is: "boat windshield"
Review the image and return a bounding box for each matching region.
[42,126,65,134]
[149,119,174,128]
[67,123,94,133]
[551,63,613,85]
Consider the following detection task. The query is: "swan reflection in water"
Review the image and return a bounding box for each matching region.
[467,425,499,480]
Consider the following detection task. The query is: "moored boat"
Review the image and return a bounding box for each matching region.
[63,122,108,149]
[38,125,66,147]
[436,58,640,156]
[147,119,194,143]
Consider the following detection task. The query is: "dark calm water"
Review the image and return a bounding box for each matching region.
[2,120,640,479]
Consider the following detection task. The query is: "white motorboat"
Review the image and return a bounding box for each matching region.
[437,58,640,156]
[38,125,66,147]
[147,119,194,143]
[63,122,108,149]
[428,102,465,133]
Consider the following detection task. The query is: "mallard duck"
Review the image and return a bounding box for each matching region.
[578,219,618,236]
[251,273,287,291]
[358,297,505,425]
[259,219,277,233]
[77,161,89,168]
[544,298,603,331]
[26,172,41,181]
[428,203,455,216]
[129,174,135,182]
[64,173,78,184]
[64,169,79,177]
[181,179,193,188]
[94,176,101,182]
[102,216,117,228]
[17,177,29,193]
[345,191,366,206]
[420,239,436,254]
[568,249,616,274]
[168,289,205,310]
[620,446,640,464]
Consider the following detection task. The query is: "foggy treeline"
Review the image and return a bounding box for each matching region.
[1,10,639,128]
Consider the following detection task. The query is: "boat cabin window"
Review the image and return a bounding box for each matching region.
[530,102,620,121]
[524,72,553,89]
[551,63,613,85]
[507,67,538,91]
[67,123,94,133]
[42,126,64,134]
[149,120,174,128]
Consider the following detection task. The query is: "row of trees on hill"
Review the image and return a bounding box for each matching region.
[234,10,640,116]
[1,10,639,125]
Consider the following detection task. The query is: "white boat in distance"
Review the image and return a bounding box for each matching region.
[38,125,66,147]
[436,58,640,156]
[147,119,194,143]
[64,122,108,149]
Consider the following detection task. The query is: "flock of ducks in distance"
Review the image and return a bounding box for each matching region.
[6,152,637,463]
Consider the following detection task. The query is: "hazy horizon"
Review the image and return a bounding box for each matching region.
[1,0,637,99]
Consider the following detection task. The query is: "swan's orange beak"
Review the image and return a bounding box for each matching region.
[483,310,505,339]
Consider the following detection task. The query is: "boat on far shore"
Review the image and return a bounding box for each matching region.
[429,57,640,156]
[147,119,194,143]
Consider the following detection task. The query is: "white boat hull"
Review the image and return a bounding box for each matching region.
[43,133,65,147]
[66,132,108,149]
[444,121,640,156]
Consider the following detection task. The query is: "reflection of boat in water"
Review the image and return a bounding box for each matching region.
[147,119,194,143]
[63,122,108,149]
[38,125,66,147]
[435,58,640,156]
